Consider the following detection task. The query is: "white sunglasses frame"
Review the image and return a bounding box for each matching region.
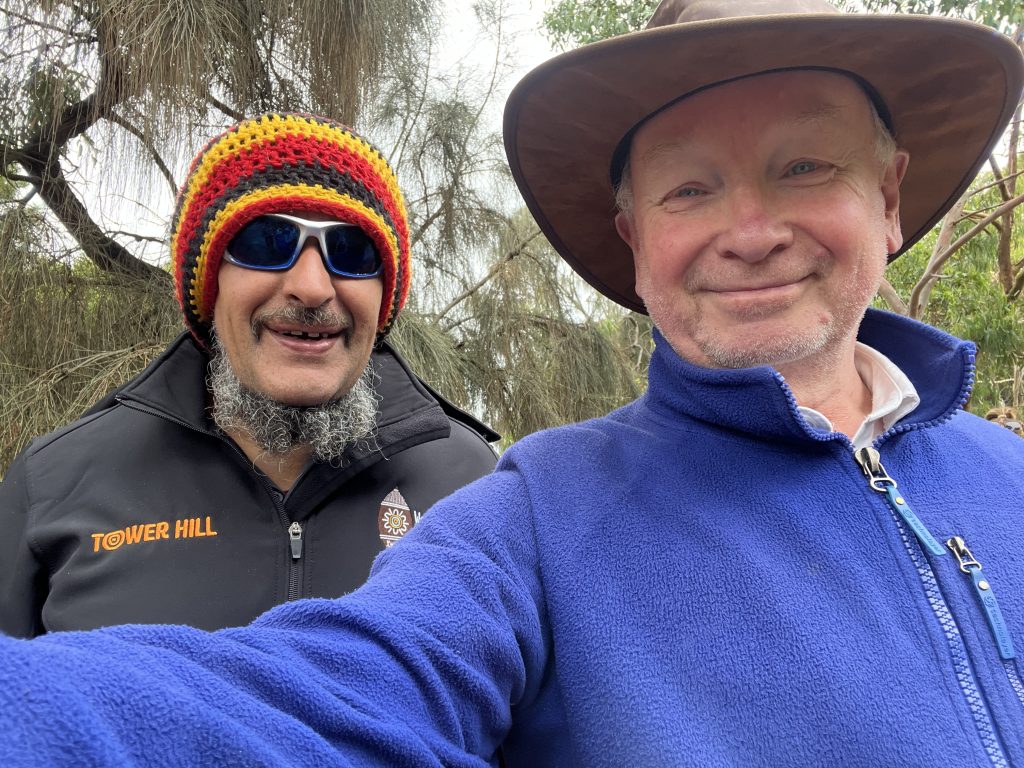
[224,213,383,279]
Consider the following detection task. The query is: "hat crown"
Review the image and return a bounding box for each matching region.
[648,0,841,28]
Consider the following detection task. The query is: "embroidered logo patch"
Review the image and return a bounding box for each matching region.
[377,488,421,548]
[90,516,218,553]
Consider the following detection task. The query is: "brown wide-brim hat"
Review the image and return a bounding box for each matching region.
[504,0,1024,313]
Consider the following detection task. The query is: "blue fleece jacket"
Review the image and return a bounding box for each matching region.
[1,309,1022,767]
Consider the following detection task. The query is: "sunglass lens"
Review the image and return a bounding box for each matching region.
[229,217,300,268]
[324,226,382,276]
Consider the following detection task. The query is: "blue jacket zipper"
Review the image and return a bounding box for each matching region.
[854,447,946,555]
[946,536,1024,712]
[853,447,1010,766]
[946,536,1015,660]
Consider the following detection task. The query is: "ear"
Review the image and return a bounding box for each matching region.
[614,210,636,251]
[882,150,910,255]
[614,212,647,295]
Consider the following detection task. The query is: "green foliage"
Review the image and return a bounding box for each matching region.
[881,227,1024,413]
[0,208,181,469]
[542,0,658,49]
[391,208,652,450]
[845,0,1022,30]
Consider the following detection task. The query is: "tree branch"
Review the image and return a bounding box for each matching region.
[988,156,1011,203]
[909,192,1024,317]
[876,278,907,315]
[5,171,42,185]
[972,166,1023,203]
[437,229,543,323]
[12,147,170,284]
[105,111,177,195]
[20,90,103,158]
[106,230,165,244]
[206,94,245,122]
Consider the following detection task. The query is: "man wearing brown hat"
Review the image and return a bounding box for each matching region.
[0,3,1023,766]
[0,113,497,636]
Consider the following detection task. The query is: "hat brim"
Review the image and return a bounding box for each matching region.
[504,14,1024,313]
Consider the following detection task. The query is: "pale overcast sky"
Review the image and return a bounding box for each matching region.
[73,0,560,266]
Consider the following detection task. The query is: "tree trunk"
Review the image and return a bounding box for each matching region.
[11,149,170,285]
[908,194,968,318]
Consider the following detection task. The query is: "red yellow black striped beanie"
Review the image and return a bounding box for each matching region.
[171,112,411,344]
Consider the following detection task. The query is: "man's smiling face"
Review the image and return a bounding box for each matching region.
[212,212,383,407]
[615,70,908,373]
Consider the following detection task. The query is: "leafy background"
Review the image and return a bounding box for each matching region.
[1,0,1021,472]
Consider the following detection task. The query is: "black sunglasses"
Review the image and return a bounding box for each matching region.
[225,214,383,278]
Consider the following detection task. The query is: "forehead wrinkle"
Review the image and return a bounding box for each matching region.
[638,139,694,169]
[637,102,846,165]
[790,102,844,129]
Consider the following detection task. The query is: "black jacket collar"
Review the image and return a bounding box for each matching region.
[101,333,495,509]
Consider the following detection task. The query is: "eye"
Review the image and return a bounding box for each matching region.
[671,186,705,198]
[787,160,819,176]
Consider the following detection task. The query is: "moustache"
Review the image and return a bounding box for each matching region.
[250,306,349,338]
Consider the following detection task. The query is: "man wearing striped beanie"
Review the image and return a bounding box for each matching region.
[0,113,498,637]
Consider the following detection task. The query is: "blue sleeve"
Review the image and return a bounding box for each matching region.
[0,467,548,767]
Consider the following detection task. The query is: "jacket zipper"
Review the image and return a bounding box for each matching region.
[117,397,306,602]
[268,490,303,602]
[946,536,1015,660]
[854,447,945,556]
[853,447,1009,767]
[287,521,304,600]
[946,536,1024,711]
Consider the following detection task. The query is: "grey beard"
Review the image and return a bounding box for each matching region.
[207,334,380,464]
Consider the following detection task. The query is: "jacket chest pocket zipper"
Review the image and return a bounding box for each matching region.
[946,536,1024,710]
[946,536,1014,660]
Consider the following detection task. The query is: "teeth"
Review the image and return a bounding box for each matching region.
[281,330,330,340]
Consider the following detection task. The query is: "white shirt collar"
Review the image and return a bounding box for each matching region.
[797,342,921,450]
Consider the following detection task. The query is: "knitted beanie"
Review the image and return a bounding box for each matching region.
[171,112,411,344]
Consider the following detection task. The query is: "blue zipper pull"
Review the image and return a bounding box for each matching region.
[946,536,1016,661]
[854,447,946,556]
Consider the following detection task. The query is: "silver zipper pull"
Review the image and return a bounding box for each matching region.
[288,521,303,561]
[854,448,945,556]
[854,447,892,491]
[945,536,1016,660]
[946,536,981,573]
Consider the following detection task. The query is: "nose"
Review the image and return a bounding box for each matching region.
[281,238,335,307]
[715,186,793,263]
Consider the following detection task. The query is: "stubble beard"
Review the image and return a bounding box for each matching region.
[644,263,877,371]
[688,300,849,370]
[207,332,381,463]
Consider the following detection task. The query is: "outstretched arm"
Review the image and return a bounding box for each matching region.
[0,469,548,766]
